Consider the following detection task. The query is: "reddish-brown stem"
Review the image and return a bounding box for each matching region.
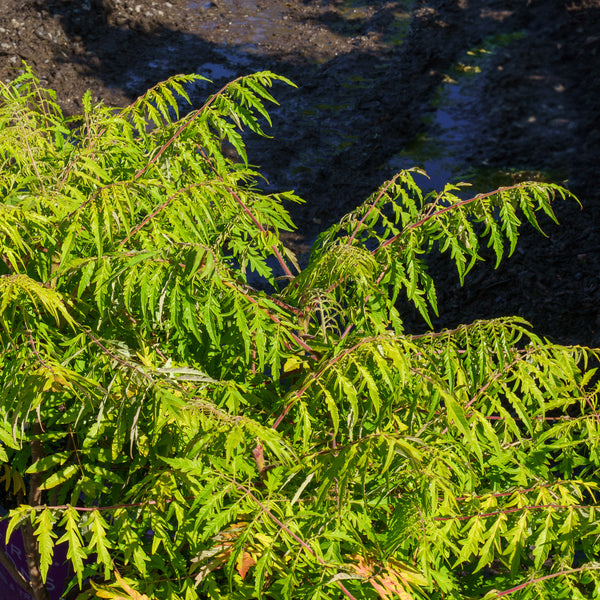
[346,176,399,246]
[83,329,151,379]
[221,280,316,357]
[378,184,530,252]
[64,179,133,221]
[26,328,50,369]
[233,481,359,600]
[325,183,538,304]
[224,183,294,279]
[454,481,580,503]
[119,181,208,247]
[272,335,379,429]
[494,564,600,597]
[339,323,354,342]
[18,115,46,196]
[434,503,590,522]
[195,145,295,280]
[130,75,246,182]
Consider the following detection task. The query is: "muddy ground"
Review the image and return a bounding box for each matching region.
[0,0,599,346]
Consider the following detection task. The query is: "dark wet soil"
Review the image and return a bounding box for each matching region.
[1,0,599,346]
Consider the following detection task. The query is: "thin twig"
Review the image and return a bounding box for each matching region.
[494,564,600,597]
[434,503,592,522]
[233,480,359,600]
[0,546,33,595]
[272,335,381,429]
[346,175,399,246]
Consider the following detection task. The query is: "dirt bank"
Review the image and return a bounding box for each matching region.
[1,0,599,345]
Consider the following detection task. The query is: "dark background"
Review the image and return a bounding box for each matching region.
[1,0,599,345]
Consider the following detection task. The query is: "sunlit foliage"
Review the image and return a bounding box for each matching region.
[1,66,599,600]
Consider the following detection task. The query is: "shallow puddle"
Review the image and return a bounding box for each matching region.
[386,32,558,197]
[191,0,289,55]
